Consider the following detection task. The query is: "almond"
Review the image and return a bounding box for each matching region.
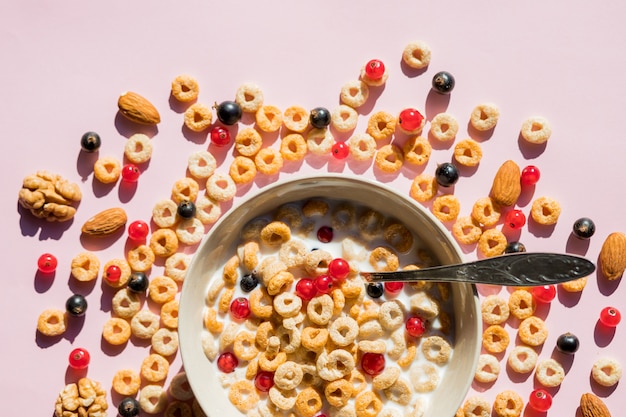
[599,232,626,280]
[490,160,521,207]
[117,91,161,125]
[81,207,127,236]
[580,393,612,417]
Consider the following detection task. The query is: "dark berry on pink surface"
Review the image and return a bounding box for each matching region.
[432,71,455,94]
[118,397,140,417]
[128,271,149,293]
[66,294,88,317]
[80,131,101,152]
[215,101,242,125]
[310,107,331,129]
[177,200,196,219]
[572,217,595,239]
[556,332,580,354]
[504,241,526,253]
[435,162,459,187]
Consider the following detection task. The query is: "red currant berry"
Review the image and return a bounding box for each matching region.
[314,275,334,294]
[121,164,141,182]
[229,297,251,320]
[105,265,122,283]
[296,278,318,301]
[331,142,349,159]
[364,59,385,80]
[254,371,274,392]
[328,258,350,281]
[37,253,58,273]
[128,220,149,241]
[217,352,238,373]
[210,126,231,146]
[505,209,526,229]
[384,281,404,295]
[528,389,552,412]
[405,316,426,337]
[521,165,541,186]
[361,352,385,376]
[398,108,425,132]
[599,306,621,327]
[317,226,334,243]
[531,285,556,303]
[68,347,90,369]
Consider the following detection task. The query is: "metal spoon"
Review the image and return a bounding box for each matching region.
[360,253,595,287]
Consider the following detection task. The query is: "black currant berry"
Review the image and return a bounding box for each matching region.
[80,131,101,152]
[556,332,580,354]
[366,283,384,298]
[65,294,88,317]
[240,273,259,293]
[432,71,455,94]
[215,101,242,125]
[435,162,459,187]
[572,217,595,239]
[177,200,197,219]
[118,397,140,417]
[127,271,149,293]
[310,107,331,129]
[504,241,527,254]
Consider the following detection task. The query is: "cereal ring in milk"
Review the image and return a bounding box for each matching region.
[403,136,431,166]
[410,173,438,202]
[592,357,622,387]
[301,327,329,352]
[112,288,142,319]
[235,82,264,113]
[165,401,192,417]
[383,377,412,405]
[307,128,334,155]
[164,252,191,283]
[112,368,141,396]
[402,40,431,69]
[429,113,459,142]
[171,177,199,204]
[295,387,323,417]
[94,156,121,184]
[355,390,383,417]
[493,390,523,417]
[520,116,551,144]
[454,138,483,167]
[235,127,263,157]
[348,133,376,161]
[233,330,259,361]
[422,336,452,364]
[206,173,237,202]
[149,228,179,258]
[283,105,309,132]
[278,239,307,268]
[324,378,353,408]
[409,362,440,393]
[139,385,168,414]
[375,144,404,173]
[188,150,217,179]
[273,361,304,391]
[478,228,507,258]
[260,221,291,247]
[507,345,538,374]
[256,105,283,132]
[474,354,500,383]
[268,386,296,411]
[169,371,194,401]
[378,301,405,331]
[305,249,333,275]
[307,294,334,326]
[102,258,131,288]
[331,105,358,132]
[195,195,221,225]
[184,103,213,132]
[171,74,199,103]
[531,196,561,225]
[481,294,510,325]
[452,216,483,245]
[329,316,359,346]
[367,111,396,141]
[102,317,131,345]
[37,309,67,336]
[255,147,283,175]
[340,80,369,108]
[280,133,307,161]
[470,103,500,131]
[373,366,401,391]
[130,309,160,339]
[229,156,257,184]
[152,327,179,356]
[535,358,565,387]
[125,133,153,164]
[432,194,461,222]
[70,251,100,282]
[126,244,155,272]
[249,288,274,319]
[152,199,178,228]
[204,306,224,333]
[518,316,548,346]
[317,349,355,382]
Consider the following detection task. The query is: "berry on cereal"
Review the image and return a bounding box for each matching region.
[398,108,425,134]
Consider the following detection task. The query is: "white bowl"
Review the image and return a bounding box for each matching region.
[179,174,481,417]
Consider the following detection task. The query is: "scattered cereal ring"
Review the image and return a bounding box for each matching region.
[171,74,199,103]
[151,327,179,356]
[126,244,155,272]
[470,103,500,131]
[410,173,438,202]
[184,103,213,132]
[203,306,224,333]
[471,197,501,227]
[148,275,178,304]
[507,345,538,374]
[521,116,551,144]
[369,246,399,272]
[160,299,179,329]
[152,199,178,228]
[273,291,302,317]
[188,150,217,179]
[481,294,510,325]
[560,276,587,292]
[518,316,548,346]
[331,105,358,132]
[102,258,131,288]
[535,358,565,387]
[432,194,461,222]
[112,368,141,396]
[403,136,431,165]
[235,82,264,113]
[249,288,274,319]
[354,390,383,417]
[367,111,396,141]
[482,325,509,353]
[402,40,431,69]
[383,377,412,405]
[94,156,121,184]
[452,216,483,245]
[164,252,191,283]
[283,105,309,132]
[462,396,491,417]
[493,390,523,417]
[373,366,400,391]
[139,385,168,414]
[233,330,259,361]
[37,309,67,336]
[340,80,369,108]
[206,172,237,202]
[235,127,263,157]
[171,177,199,204]
[295,387,323,417]
[149,228,179,258]
[165,401,192,417]
[475,354,500,383]
[454,138,483,167]
[429,113,459,142]
[70,251,100,282]
[102,317,131,345]
[112,288,142,319]
[141,353,170,383]
[280,133,308,161]
[131,309,160,339]
[591,357,622,387]
[176,217,205,245]
[331,203,356,231]
[255,147,283,175]
[508,289,536,319]
[358,209,385,240]
[278,239,307,269]
[375,144,404,173]
[125,133,153,164]
[530,196,561,226]
[307,128,334,156]
[195,195,221,225]
[478,228,507,258]
[256,105,283,132]
[348,133,377,161]
[422,336,452,364]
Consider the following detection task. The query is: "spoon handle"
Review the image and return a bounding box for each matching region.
[360,253,596,286]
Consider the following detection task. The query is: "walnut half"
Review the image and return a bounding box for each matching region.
[18,170,81,222]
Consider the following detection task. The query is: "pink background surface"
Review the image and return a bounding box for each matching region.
[1,1,625,416]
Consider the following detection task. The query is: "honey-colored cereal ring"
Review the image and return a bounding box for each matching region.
[410,173,438,202]
[409,362,439,393]
[139,385,168,414]
[518,316,548,346]
[229,380,260,413]
[283,105,309,132]
[255,147,283,175]
[373,366,401,391]
[112,368,141,396]
[258,351,287,372]
[195,195,222,225]
[429,113,459,142]
[171,177,199,204]
[329,316,359,346]
[165,401,192,417]
[235,128,263,157]
[369,246,399,272]
[432,194,461,222]
[152,199,178,228]
[70,251,100,282]
[126,244,155,272]
[493,390,523,417]
[148,275,178,304]
[304,250,333,278]
[112,288,142,319]
[131,309,160,339]
[367,111,396,141]
[478,228,507,258]
[307,294,334,326]
[254,321,275,351]
[94,156,121,184]
[348,133,377,161]
[324,378,353,408]
[260,221,291,246]
[340,80,369,108]
[375,144,404,173]
[560,276,587,292]
[482,325,510,353]
[102,317,131,345]
[591,357,622,387]
[354,390,383,417]
[176,217,204,245]
[358,209,384,240]
[151,327,179,356]
[331,288,346,315]
[530,196,561,225]
[149,228,179,258]
[164,252,191,283]
[188,150,217,179]
[160,299,179,329]
[171,74,199,103]
[508,289,536,319]
[403,136,431,165]
[267,271,295,297]
[384,223,413,253]
[331,203,356,231]
[520,116,551,144]
[203,306,224,333]
[235,82,264,113]
[306,128,334,155]
[280,133,308,161]
[454,138,483,167]
[274,361,304,391]
[471,197,501,227]
[475,354,501,383]
[358,340,386,354]
[462,396,491,417]
[378,301,404,331]
[218,322,238,351]
[295,387,323,417]
[481,294,510,325]
[103,258,132,288]
[301,327,329,352]
[249,287,274,319]
[274,204,303,229]
[339,275,365,299]
[241,241,260,271]
[402,40,431,69]
[331,104,358,132]
[470,103,500,131]
[125,133,153,164]
[245,357,259,380]
[184,103,213,132]
[256,105,283,132]
[507,345,538,374]
[397,339,418,368]
[302,199,329,217]
[317,349,355,382]
[535,358,565,387]
[233,330,259,361]
[217,286,235,314]
[206,172,237,202]
[222,255,239,286]
[37,309,67,336]
[452,216,483,245]
[229,156,257,184]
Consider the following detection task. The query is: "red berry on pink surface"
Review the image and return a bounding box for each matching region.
[217,352,238,373]
[361,352,385,376]
[398,108,424,132]
[210,126,231,146]
[128,220,149,241]
[121,164,140,182]
[331,142,349,159]
[599,306,621,327]
[405,316,426,337]
[505,209,526,229]
[364,59,385,80]
[230,297,251,320]
[521,165,541,186]
[37,253,58,273]
[68,347,90,369]
[528,389,552,412]
[532,285,556,303]
[328,258,350,281]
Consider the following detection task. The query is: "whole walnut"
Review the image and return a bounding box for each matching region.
[18,170,82,222]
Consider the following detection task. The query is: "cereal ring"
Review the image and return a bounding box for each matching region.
[112,369,141,396]
[130,309,160,339]
[235,82,264,113]
[354,390,383,417]
[432,194,461,222]
[375,144,404,173]
[249,288,274,319]
[164,253,191,283]
[452,216,483,245]
[149,228,179,258]
[422,336,452,364]
[283,105,309,132]
[219,322,238,352]
[378,301,405,331]
[176,217,204,245]
[254,321,276,351]
[280,133,307,161]
[260,221,291,247]
[348,133,376,161]
[508,289,536,319]
[478,228,507,258]
[112,288,142,319]
[188,150,217,179]
[470,103,500,131]
[409,291,440,319]
[273,291,302,317]
[535,358,565,387]
[369,246,399,272]
[255,147,283,175]
[367,111,396,141]
[222,255,239,286]
[302,199,328,218]
[217,286,235,314]
[358,319,384,340]
[324,378,353,408]
[560,276,587,292]
[410,173,438,202]
[493,390,523,417]
[403,136,431,165]
[507,345,538,374]
[307,128,334,155]
[481,295,510,325]
[152,199,178,228]
[126,244,155,272]
[171,74,199,103]
[184,103,213,132]
[331,203,356,231]
[462,396,491,417]
[171,177,199,204]
[139,385,168,414]
[103,258,131,288]
[148,275,178,304]
[521,116,551,144]
[358,340,386,354]
[195,195,221,225]
[160,299,179,329]
[475,354,500,383]
[317,349,355,382]
[373,366,400,391]
[357,209,384,240]
[383,377,412,405]
[238,241,259,271]
[301,327,329,352]
[429,113,459,142]
[256,105,283,132]
[233,330,259,361]
[227,156,257,185]
[331,105,358,132]
[518,316,548,346]
[165,401,192,417]
[402,40,431,69]
[531,196,561,226]
[268,386,296,411]
[482,325,510,353]
[471,197,501,227]
[454,138,483,167]
[102,317,131,345]
[592,357,622,387]
[37,309,67,336]
[70,252,100,282]
[125,133,153,164]
[360,61,389,87]
[94,156,121,184]
[295,387,323,417]
[259,350,287,373]
[304,249,333,276]
[203,306,223,333]
[409,362,439,393]
[278,239,307,268]
[340,80,369,108]
[274,361,304,391]
[152,327,179,356]
[384,223,413,253]
[235,128,263,157]
[307,294,334,326]
[329,316,359,346]
[206,173,237,202]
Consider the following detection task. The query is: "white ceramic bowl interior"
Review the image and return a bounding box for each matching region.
[179,174,481,417]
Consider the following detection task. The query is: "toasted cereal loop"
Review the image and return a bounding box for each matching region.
[204,306,224,333]
[201,332,218,362]
[160,299,179,328]
[462,396,491,417]
[255,147,283,175]
[530,196,561,226]
[475,354,501,383]
[518,316,548,346]
[481,295,510,325]
[348,133,377,161]
[354,390,383,417]
[454,138,483,167]
[240,241,260,271]
[164,252,191,283]
[369,247,399,272]
[149,228,179,258]
[372,366,401,391]
[37,309,67,336]
[152,327,179,356]
[452,216,483,245]
[507,345,538,374]
[235,82,264,113]
[358,210,384,240]
[493,390,523,417]
[256,105,283,132]
[295,387,323,417]
[152,199,178,228]
[195,195,222,225]
[432,194,461,223]
[103,258,132,288]
[171,177,199,204]
[102,317,131,345]
[126,244,155,272]
[422,336,452,364]
[329,316,359,346]
[535,358,565,387]
[112,368,141,396]
[278,240,307,269]
[188,150,217,179]
[307,294,334,326]
[112,288,142,319]
[403,136,431,165]
[171,74,199,103]
[94,156,121,184]
[521,116,551,144]
[184,103,213,132]
[206,172,237,202]
[273,291,302,317]
[429,113,459,142]
[360,62,389,87]
[478,228,507,258]
[359,319,385,339]
[402,40,431,69]
[508,289,536,319]
[383,377,412,405]
[560,276,587,292]
[125,133,153,164]
[592,357,622,387]
[482,325,510,353]
[301,327,329,352]
[307,128,334,156]
[70,252,100,282]
[283,105,309,132]
[280,133,308,161]
[375,144,404,173]
[268,386,296,410]
[148,275,178,304]
[273,361,304,391]
[471,197,501,227]
[169,372,194,401]
[235,127,263,157]
[332,203,356,231]
[218,286,235,314]
[165,401,192,417]
[324,378,353,408]
[139,385,168,414]
[176,217,205,245]
[367,111,396,141]
[340,80,369,108]
[130,309,160,339]
[249,288,274,319]
[470,103,500,131]
[260,221,291,246]
[410,173,438,202]
[228,381,260,413]
[141,353,170,383]
[331,105,358,132]
[224,256,239,288]
[378,301,405,331]
[233,330,259,361]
